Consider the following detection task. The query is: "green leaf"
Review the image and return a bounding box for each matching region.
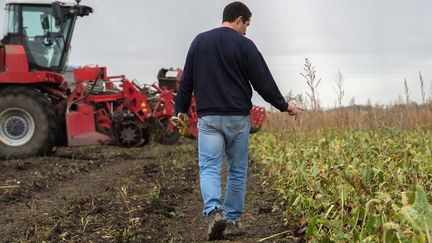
[401,186,432,241]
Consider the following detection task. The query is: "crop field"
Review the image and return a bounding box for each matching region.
[249,105,432,242]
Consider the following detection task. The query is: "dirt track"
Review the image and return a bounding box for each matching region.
[0,139,301,242]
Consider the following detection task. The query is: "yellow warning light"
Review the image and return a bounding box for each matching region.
[141,102,148,113]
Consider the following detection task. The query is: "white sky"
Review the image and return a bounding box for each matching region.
[2,0,432,108]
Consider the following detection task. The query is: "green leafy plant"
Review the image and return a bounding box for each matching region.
[250,128,432,241]
[401,186,432,241]
[148,184,160,203]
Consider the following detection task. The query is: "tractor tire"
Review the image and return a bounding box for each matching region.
[156,117,180,145]
[142,128,150,145]
[115,120,144,147]
[0,87,57,159]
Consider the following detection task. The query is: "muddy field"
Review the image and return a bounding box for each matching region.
[0,139,303,242]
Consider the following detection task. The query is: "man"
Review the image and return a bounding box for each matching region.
[175,1,303,240]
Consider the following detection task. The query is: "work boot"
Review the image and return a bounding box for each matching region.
[207,208,226,240]
[223,221,246,237]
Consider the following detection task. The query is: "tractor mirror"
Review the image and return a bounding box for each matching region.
[76,5,93,17]
[52,2,64,28]
[41,14,50,31]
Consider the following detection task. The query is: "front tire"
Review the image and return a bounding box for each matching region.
[0,87,57,159]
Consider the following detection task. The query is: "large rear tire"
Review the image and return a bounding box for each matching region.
[0,87,57,159]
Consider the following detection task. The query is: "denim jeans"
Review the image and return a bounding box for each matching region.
[198,115,250,221]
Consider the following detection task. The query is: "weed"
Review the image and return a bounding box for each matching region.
[117,228,133,242]
[148,184,160,203]
[404,78,411,104]
[334,69,344,108]
[419,71,426,104]
[80,215,92,233]
[300,58,321,112]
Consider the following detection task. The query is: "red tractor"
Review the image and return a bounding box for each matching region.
[0,0,179,159]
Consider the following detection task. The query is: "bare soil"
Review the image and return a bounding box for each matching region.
[0,139,303,242]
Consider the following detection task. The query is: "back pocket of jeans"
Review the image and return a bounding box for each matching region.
[229,117,247,132]
[198,116,214,130]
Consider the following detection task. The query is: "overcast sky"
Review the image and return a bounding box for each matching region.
[2,0,432,108]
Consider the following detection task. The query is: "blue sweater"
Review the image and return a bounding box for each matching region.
[175,27,288,117]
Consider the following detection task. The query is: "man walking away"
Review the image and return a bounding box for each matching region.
[175,1,303,240]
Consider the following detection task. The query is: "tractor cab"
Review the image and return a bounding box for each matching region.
[1,0,92,73]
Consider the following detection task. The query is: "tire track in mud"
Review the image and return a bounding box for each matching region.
[0,142,302,242]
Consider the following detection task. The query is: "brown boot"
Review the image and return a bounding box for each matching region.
[223,221,246,237]
[207,209,226,240]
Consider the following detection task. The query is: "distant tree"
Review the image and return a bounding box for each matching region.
[366,98,372,107]
[349,96,355,106]
[296,93,305,108]
[285,89,294,102]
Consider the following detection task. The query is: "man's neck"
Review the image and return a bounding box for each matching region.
[222,22,238,32]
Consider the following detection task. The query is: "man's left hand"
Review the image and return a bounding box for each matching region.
[287,103,306,120]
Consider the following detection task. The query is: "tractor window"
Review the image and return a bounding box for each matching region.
[1,5,19,40]
[22,8,45,37]
[21,5,72,71]
[6,5,19,34]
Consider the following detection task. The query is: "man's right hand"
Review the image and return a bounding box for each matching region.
[287,103,305,119]
[177,112,189,121]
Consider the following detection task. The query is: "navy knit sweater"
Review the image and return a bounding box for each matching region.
[175,27,288,117]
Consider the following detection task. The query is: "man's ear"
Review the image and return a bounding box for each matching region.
[235,16,243,25]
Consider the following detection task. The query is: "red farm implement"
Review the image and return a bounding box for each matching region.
[65,66,180,147]
[156,68,267,138]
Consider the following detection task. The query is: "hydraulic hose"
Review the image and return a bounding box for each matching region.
[66,68,104,112]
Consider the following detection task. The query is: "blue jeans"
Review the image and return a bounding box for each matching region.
[198,115,250,221]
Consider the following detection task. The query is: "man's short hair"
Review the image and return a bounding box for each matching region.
[223,2,252,23]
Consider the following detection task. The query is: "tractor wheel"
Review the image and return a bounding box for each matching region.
[116,121,144,147]
[0,87,57,159]
[156,117,180,145]
[142,128,150,145]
